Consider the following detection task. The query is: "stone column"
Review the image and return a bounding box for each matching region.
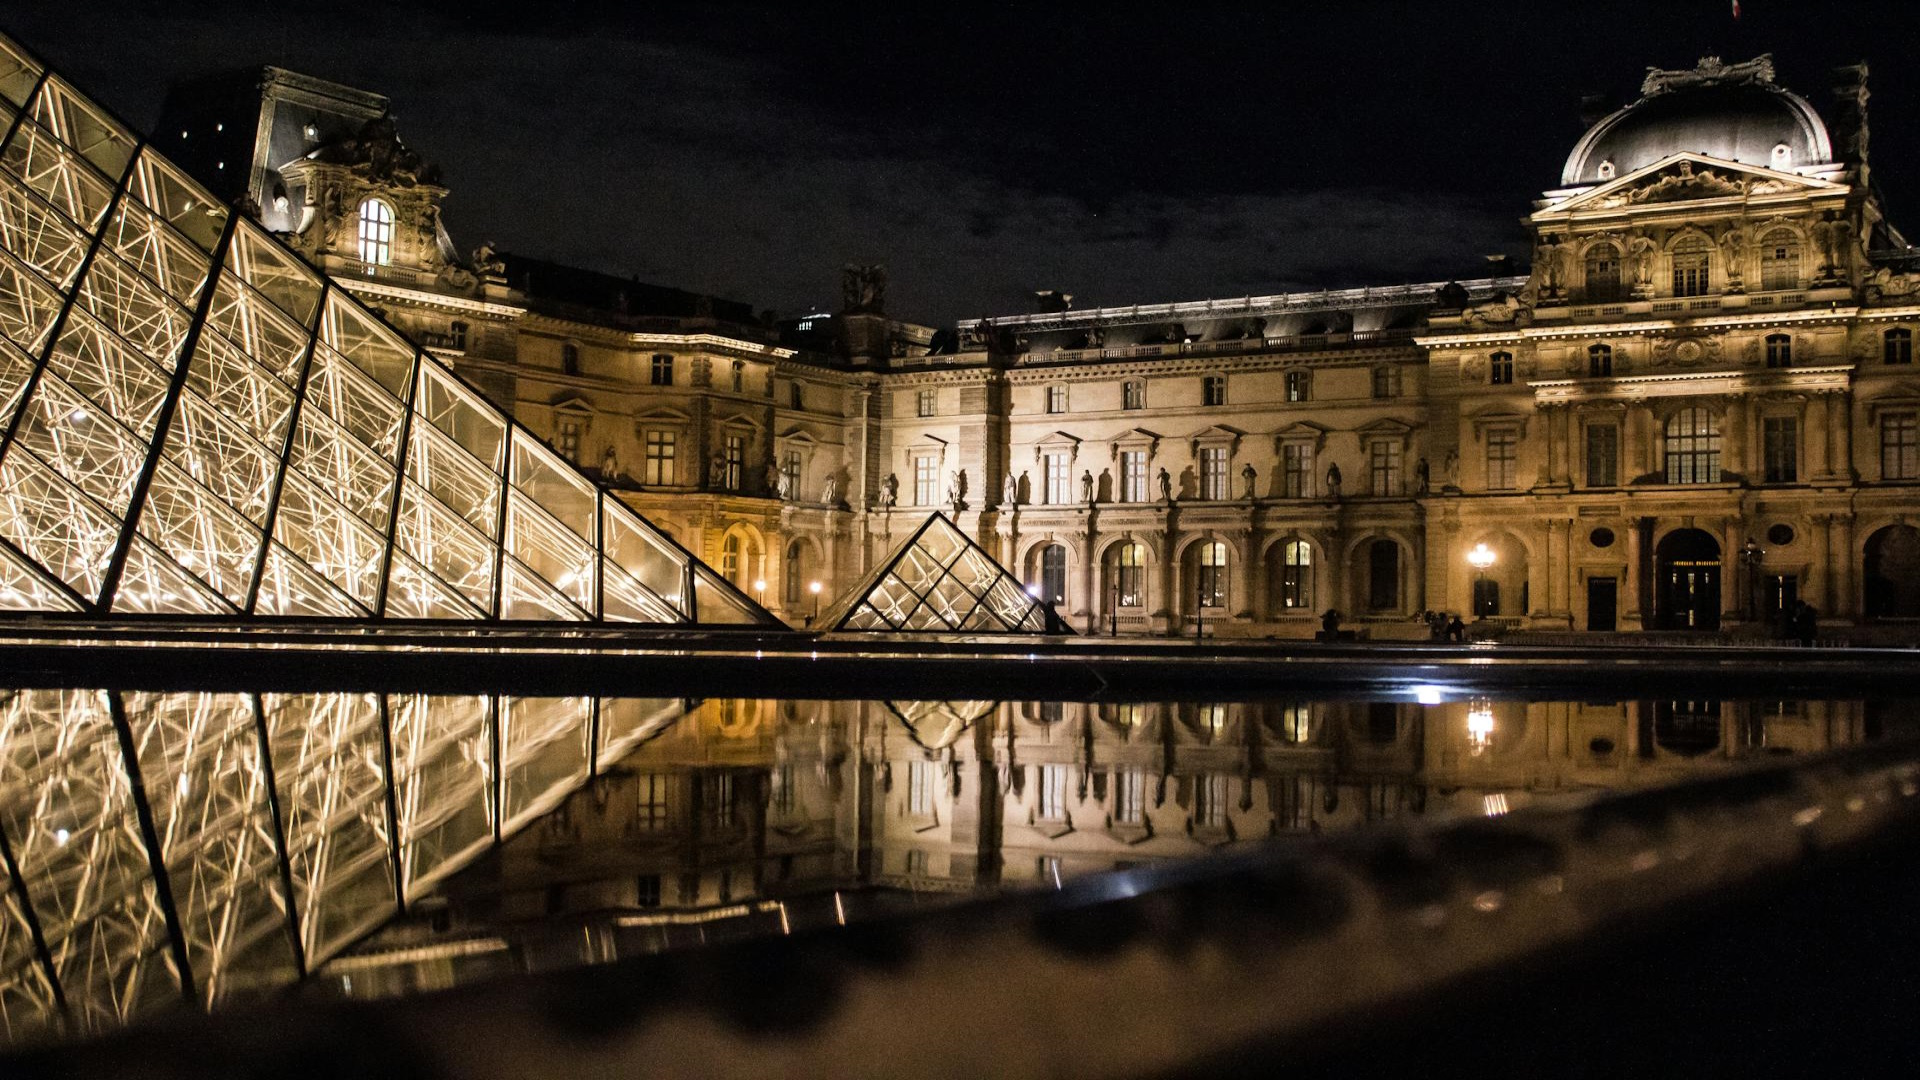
[1527,523,1549,619]
[1812,513,1833,613]
[1625,405,1651,481]
[1834,512,1856,620]
[1409,523,1427,613]
[1807,395,1831,478]
[1320,530,1346,616]
[1623,516,1649,630]
[1243,528,1265,621]
[1721,515,1745,624]
[1722,395,1747,479]
[1832,392,1856,480]
[1552,517,1574,620]
[1079,522,1097,631]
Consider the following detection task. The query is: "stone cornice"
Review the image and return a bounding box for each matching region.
[337,277,524,318]
[1421,306,1861,349]
[1532,364,1853,403]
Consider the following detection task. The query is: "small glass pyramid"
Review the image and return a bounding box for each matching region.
[817,512,1071,634]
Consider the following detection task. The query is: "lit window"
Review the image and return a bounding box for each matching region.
[721,533,741,581]
[644,430,676,485]
[1586,423,1618,487]
[1489,351,1514,385]
[356,198,394,266]
[1369,439,1402,496]
[1765,334,1792,368]
[1584,242,1621,301]
[1882,412,1919,480]
[1764,416,1798,483]
[1194,774,1228,829]
[650,354,674,385]
[1278,539,1312,609]
[1196,541,1227,607]
[1046,385,1068,414]
[908,760,935,816]
[1485,429,1517,490]
[1664,407,1721,484]
[1282,443,1313,498]
[916,388,936,417]
[555,418,582,463]
[1120,450,1148,502]
[1588,343,1612,377]
[1038,765,1068,820]
[1123,380,1145,410]
[1112,543,1146,607]
[1887,329,1913,365]
[1279,702,1312,743]
[1202,375,1227,406]
[1199,447,1227,500]
[913,454,939,505]
[1671,235,1711,297]
[1372,366,1399,399]
[785,543,803,604]
[1043,452,1071,504]
[1759,228,1800,290]
[1285,370,1310,402]
[1114,769,1144,824]
[723,435,744,490]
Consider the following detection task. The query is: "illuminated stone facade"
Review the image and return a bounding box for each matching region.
[165,53,1920,635]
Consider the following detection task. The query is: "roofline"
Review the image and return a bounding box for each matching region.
[978,277,1530,332]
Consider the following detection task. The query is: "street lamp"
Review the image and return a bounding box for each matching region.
[1741,538,1763,622]
[753,578,766,609]
[1467,542,1497,619]
[809,580,823,625]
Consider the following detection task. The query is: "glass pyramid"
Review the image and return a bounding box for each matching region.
[0,35,777,627]
[817,512,1071,634]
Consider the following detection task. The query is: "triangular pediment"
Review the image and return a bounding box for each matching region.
[1543,153,1843,216]
[1356,417,1415,437]
[551,395,595,415]
[1275,420,1330,439]
[775,426,820,444]
[635,404,694,424]
[1034,430,1082,450]
[816,513,1072,635]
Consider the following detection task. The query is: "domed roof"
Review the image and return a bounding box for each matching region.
[1561,56,1832,187]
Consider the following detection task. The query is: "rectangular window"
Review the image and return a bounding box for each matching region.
[644,430,676,485]
[1194,774,1228,829]
[1123,380,1145,410]
[1199,447,1227,500]
[1044,452,1071,504]
[635,874,662,907]
[448,321,468,351]
[723,435,744,490]
[703,773,735,827]
[913,454,939,505]
[1285,370,1310,402]
[650,354,673,386]
[1882,412,1919,480]
[790,382,804,410]
[916,388,936,417]
[1485,430,1517,491]
[555,418,582,463]
[1113,546,1145,607]
[1888,329,1913,366]
[1372,366,1398,399]
[782,449,802,496]
[908,760,935,816]
[1202,375,1227,406]
[1121,450,1148,502]
[1489,352,1514,385]
[634,774,672,831]
[1114,769,1144,825]
[1763,416,1798,483]
[1046,385,1068,414]
[1673,245,1711,297]
[905,849,929,876]
[1369,440,1402,496]
[1038,765,1068,821]
[1282,443,1313,498]
[772,763,797,816]
[1585,423,1618,488]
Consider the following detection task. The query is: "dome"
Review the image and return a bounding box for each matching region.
[1561,57,1832,187]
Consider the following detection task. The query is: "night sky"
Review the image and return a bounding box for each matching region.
[10,2,1920,327]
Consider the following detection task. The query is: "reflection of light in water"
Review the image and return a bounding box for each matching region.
[1483,793,1509,816]
[1467,700,1494,755]
[1414,685,1445,706]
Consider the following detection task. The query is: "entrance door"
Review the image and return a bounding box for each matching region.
[1655,528,1721,630]
[1587,577,1617,631]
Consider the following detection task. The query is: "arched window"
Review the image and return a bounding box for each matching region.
[1278,539,1312,610]
[1886,328,1913,365]
[1040,544,1067,605]
[1664,407,1721,484]
[1367,539,1400,611]
[1195,541,1227,608]
[356,198,394,266]
[1765,333,1792,368]
[1489,351,1514,386]
[1588,343,1613,377]
[561,342,580,375]
[1584,242,1621,302]
[784,543,803,605]
[1110,543,1146,607]
[1758,228,1800,291]
[1671,235,1711,297]
[721,533,742,583]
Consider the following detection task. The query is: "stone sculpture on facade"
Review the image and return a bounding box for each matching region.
[879,473,898,508]
[1325,463,1343,499]
[821,474,839,507]
[842,264,886,313]
[1003,471,1018,508]
[1241,462,1257,500]
[1157,467,1172,503]
[1080,470,1094,504]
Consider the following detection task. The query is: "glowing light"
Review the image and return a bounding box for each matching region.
[1414,685,1445,706]
[753,579,766,593]
[1467,542,1497,570]
[809,580,822,594]
[1025,583,1042,598]
[1467,700,1494,753]
[1483,793,1509,816]
[53,828,69,846]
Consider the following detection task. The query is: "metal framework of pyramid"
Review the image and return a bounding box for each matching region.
[818,512,1072,634]
[0,35,778,627]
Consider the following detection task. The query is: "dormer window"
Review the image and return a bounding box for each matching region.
[1596,159,1616,180]
[1771,142,1793,168]
[356,198,394,266]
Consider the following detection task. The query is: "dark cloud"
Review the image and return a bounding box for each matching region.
[10,2,1920,324]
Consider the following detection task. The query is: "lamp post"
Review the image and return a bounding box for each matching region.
[753,578,766,610]
[809,580,822,627]
[1741,538,1763,623]
[1467,542,1497,620]
[1109,578,1119,637]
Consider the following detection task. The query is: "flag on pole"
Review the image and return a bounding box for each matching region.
[1733,0,1742,18]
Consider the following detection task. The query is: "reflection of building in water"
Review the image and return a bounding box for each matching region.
[328,695,1892,995]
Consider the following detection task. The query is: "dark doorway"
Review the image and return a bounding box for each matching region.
[1367,540,1400,611]
[1764,574,1798,630]
[1587,577,1617,631]
[1040,544,1068,605]
[1655,528,1721,630]
[1472,578,1500,617]
[1864,524,1920,619]
[1653,699,1723,756]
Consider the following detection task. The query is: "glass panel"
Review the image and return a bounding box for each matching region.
[407,423,500,537]
[0,446,121,600]
[508,431,594,540]
[320,291,413,397]
[0,852,62,1041]
[602,500,687,611]
[164,392,279,524]
[417,362,505,471]
[596,698,687,764]
[0,169,90,287]
[691,564,762,625]
[0,690,179,1035]
[600,558,680,623]
[203,273,313,386]
[504,490,593,611]
[383,550,484,620]
[254,542,365,618]
[182,328,297,451]
[271,470,385,608]
[127,149,225,253]
[0,117,117,231]
[111,533,234,615]
[287,405,397,533]
[0,336,36,431]
[77,248,194,366]
[224,219,321,328]
[395,479,495,612]
[32,77,135,181]
[122,692,299,1008]
[0,247,67,352]
[134,458,264,606]
[303,346,403,463]
[260,693,394,961]
[499,557,587,621]
[0,541,79,611]
[498,697,591,832]
[389,695,493,899]
[103,200,211,307]
[41,308,173,443]
[0,36,41,108]
[9,368,148,515]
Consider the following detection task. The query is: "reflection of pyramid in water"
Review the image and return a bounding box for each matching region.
[818,513,1071,633]
[0,37,777,626]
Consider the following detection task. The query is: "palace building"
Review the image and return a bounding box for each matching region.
[150,53,1920,637]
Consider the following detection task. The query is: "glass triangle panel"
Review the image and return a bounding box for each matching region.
[601,500,688,608]
[500,557,588,622]
[254,543,366,618]
[111,536,233,615]
[600,558,680,623]
[690,565,763,626]
[383,551,484,620]
[0,542,78,611]
[0,446,121,601]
